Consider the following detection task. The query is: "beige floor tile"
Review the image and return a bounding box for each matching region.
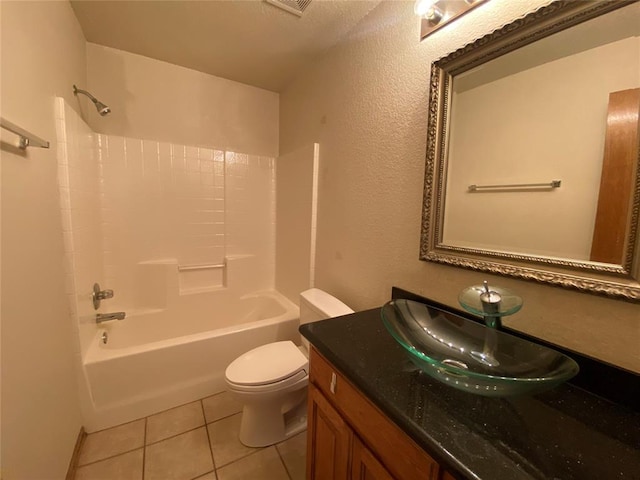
[145,427,214,480]
[194,471,217,479]
[207,413,261,467]
[78,419,145,465]
[202,391,243,423]
[276,431,307,480]
[216,447,290,480]
[75,449,143,480]
[146,401,205,444]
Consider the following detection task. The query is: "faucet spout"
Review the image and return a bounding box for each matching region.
[459,281,523,330]
[96,312,126,323]
[484,315,502,329]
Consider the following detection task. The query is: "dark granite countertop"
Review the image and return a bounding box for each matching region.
[300,305,640,480]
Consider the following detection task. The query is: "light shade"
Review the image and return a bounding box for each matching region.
[417,0,490,40]
[414,0,438,17]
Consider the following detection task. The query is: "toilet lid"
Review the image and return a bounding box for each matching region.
[225,341,308,386]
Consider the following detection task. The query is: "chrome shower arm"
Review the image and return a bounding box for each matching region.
[73,84,111,116]
[73,85,98,103]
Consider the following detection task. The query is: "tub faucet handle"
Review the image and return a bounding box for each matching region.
[93,283,114,310]
[96,312,126,324]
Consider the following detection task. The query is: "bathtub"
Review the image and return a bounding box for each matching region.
[82,289,300,431]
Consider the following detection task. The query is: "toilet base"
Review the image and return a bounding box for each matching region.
[238,387,308,447]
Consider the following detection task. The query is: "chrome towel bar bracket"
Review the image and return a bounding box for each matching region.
[1,117,50,149]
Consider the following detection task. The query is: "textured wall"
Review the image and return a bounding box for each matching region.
[85,43,279,157]
[0,2,86,478]
[280,0,640,373]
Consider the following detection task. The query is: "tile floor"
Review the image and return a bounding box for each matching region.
[74,392,306,480]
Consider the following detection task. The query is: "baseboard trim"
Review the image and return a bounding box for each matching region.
[65,427,86,480]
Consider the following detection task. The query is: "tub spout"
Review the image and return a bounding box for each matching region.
[96,312,126,323]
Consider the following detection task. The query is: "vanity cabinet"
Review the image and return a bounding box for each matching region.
[351,436,395,480]
[306,347,446,480]
[307,383,352,479]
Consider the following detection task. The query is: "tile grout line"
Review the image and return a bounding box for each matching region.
[93,401,239,455]
[214,448,265,472]
[145,424,205,447]
[77,394,245,477]
[144,408,240,449]
[201,399,217,475]
[76,446,144,469]
[275,443,294,480]
[84,417,146,436]
[204,410,243,426]
[142,417,147,480]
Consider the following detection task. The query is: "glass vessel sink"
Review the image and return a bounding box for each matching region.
[381,299,579,397]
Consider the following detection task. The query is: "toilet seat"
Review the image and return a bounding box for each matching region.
[225,341,308,389]
[227,369,308,393]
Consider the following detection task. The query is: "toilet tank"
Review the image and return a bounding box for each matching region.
[299,288,354,325]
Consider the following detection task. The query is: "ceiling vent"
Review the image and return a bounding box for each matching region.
[265,0,312,17]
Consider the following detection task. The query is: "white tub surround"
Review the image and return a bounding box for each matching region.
[83,289,298,432]
[54,98,284,432]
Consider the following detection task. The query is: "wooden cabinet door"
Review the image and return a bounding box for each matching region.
[309,348,440,480]
[307,383,353,480]
[351,436,395,480]
[440,471,457,480]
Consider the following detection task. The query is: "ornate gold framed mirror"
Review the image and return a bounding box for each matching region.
[420,0,640,301]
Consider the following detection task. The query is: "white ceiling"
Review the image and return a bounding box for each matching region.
[70,0,381,93]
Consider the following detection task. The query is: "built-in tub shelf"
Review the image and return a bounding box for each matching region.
[178,262,226,272]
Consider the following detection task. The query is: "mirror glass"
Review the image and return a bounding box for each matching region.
[421,1,640,301]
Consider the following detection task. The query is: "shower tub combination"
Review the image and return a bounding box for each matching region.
[83,287,299,431]
[55,95,293,431]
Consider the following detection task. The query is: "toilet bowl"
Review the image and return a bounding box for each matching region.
[224,288,354,447]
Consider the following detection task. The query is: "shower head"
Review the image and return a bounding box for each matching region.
[94,101,111,116]
[73,85,111,116]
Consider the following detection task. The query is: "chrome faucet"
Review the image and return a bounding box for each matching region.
[459,280,522,330]
[93,283,114,310]
[479,281,503,329]
[96,312,126,323]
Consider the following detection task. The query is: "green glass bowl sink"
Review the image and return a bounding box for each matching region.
[381,299,579,397]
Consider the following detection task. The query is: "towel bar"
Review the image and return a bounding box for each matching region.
[1,117,50,149]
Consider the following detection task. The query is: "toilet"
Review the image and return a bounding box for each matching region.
[224,288,354,447]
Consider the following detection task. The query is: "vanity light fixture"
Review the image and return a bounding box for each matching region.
[414,0,443,24]
[415,0,489,40]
